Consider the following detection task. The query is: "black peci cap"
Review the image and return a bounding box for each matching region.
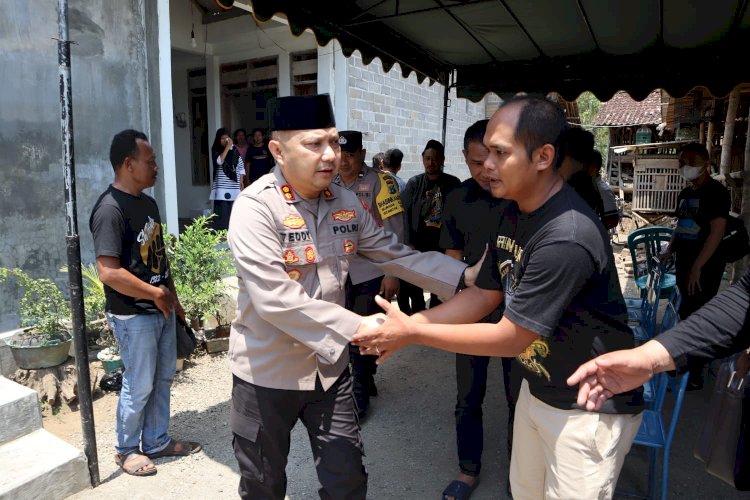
[267,94,336,131]
[338,131,363,152]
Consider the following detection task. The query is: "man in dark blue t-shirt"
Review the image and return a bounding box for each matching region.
[354,97,643,500]
[660,142,729,390]
[90,130,201,477]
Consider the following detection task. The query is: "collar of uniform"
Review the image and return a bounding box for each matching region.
[334,163,367,185]
[272,169,299,203]
[272,166,338,203]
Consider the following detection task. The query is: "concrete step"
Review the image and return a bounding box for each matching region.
[0,376,42,445]
[0,429,89,500]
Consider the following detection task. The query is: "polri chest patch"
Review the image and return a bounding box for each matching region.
[332,209,356,222]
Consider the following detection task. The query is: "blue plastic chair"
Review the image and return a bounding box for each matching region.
[629,262,665,343]
[658,288,681,335]
[639,290,680,405]
[627,227,676,299]
[626,371,690,500]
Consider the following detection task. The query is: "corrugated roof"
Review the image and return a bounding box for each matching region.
[593,90,663,126]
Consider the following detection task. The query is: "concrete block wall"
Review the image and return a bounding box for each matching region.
[346,53,488,182]
[0,1,154,330]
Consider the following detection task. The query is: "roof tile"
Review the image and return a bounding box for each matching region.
[592,90,662,126]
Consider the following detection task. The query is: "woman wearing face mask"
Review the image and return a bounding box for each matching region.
[660,142,729,390]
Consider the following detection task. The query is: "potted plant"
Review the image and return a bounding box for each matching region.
[97,344,122,374]
[165,214,234,353]
[0,267,72,369]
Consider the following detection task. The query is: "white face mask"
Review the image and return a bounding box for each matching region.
[680,165,703,181]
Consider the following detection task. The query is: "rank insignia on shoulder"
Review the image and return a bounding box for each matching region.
[305,246,316,263]
[288,269,302,281]
[344,240,356,254]
[323,189,334,199]
[332,209,356,222]
[283,249,299,264]
[282,214,306,229]
[280,184,296,201]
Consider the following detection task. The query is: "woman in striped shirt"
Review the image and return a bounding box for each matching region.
[210,128,246,230]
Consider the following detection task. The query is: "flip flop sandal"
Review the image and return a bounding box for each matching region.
[146,439,202,459]
[115,452,157,477]
[442,478,480,500]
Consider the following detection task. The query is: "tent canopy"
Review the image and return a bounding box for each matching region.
[248,0,750,101]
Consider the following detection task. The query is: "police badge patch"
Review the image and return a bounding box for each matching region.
[283,249,299,264]
[305,246,316,263]
[282,214,306,229]
[280,184,296,201]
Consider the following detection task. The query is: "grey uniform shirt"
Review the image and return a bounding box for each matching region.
[333,163,406,284]
[227,168,466,391]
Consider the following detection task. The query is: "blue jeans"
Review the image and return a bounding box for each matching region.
[109,312,176,456]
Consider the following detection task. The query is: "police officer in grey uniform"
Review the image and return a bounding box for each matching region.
[227,94,469,499]
[334,130,405,417]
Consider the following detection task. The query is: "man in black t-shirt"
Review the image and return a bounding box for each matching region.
[90,130,200,477]
[354,97,643,500]
[559,127,604,217]
[439,119,516,500]
[401,140,461,313]
[660,142,729,389]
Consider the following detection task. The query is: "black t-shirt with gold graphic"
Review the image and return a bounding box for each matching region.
[477,184,643,414]
[90,185,169,315]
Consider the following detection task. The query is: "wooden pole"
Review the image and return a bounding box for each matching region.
[699,121,705,144]
[706,121,715,158]
[736,106,750,281]
[720,87,741,178]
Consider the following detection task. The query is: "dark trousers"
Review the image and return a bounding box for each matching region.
[455,355,516,476]
[345,276,383,396]
[676,256,725,384]
[213,199,234,231]
[397,280,425,315]
[676,258,725,320]
[230,371,367,500]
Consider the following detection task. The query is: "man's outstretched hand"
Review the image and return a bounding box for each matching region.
[352,295,415,364]
[566,341,674,411]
